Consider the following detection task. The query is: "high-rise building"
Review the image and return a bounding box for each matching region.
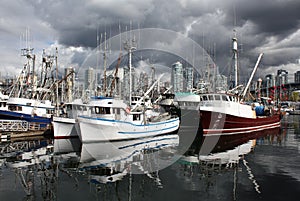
[295,71,300,83]
[85,67,95,91]
[265,74,275,98]
[65,67,75,102]
[277,69,288,85]
[171,61,184,93]
[185,66,193,92]
[215,74,228,92]
[139,72,149,92]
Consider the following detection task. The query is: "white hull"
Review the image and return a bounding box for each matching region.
[77,116,180,142]
[52,116,77,138]
[79,134,179,168]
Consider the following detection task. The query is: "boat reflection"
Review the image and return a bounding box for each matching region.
[177,127,282,195]
[79,134,179,184]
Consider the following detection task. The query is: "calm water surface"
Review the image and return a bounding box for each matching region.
[0,115,299,201]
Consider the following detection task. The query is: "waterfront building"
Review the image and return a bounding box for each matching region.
[215,74,228,93]
[64,67,75,102]
[295,71,300,83]
[277,69,288,85]
[265,74,275,98]
[84,67,95,92]
[171,61,184,93]
[185,66,193,92]
[139,72,149,93]
[122,66,139,97]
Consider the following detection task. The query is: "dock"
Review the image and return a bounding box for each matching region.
[0,120,29,132]
[0,119,53,142]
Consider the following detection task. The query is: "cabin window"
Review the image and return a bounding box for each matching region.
[222,95,227,101]
[79,106,87,111]
[8,105,22,111]
[208,95,214,101]
[215,95,221,101]
[133,114,141,121]
[105,107,110,114]
[47,109,54,114]
[202,96,208,101]
[67,105,72,110]
[95,107,111,114]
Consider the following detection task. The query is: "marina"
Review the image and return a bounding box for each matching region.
[0,2,300,200]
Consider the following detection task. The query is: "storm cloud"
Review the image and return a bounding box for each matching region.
[1,0,300,82]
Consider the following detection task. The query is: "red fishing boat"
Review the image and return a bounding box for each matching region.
[199,92,281,136]
[199,36,282,136]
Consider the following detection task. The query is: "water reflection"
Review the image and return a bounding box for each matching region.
[176,126,283,200]
[79,135,179,183]
[0,117,298,201]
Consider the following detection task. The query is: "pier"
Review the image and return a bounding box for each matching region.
[0,120,52,143]
[0,120,29,132]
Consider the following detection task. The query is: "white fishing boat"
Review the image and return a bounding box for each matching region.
[52,99,88,139]
[0,97,54,126]
[77,97,179,142]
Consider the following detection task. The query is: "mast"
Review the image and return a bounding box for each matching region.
[103,32,107,96]
[55,47,59,116]
[232,33,239,87]
[124,37,136,106]
[95,28,99,96]
[21,46,35,98]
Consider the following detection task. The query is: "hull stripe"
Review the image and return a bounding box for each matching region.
[118,125,179,134]
[203,122,280,136]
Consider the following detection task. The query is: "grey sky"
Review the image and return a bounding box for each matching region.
[1,0,300,82]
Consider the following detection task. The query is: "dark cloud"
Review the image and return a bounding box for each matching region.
[1,0,300,80]
[236,0,300,37]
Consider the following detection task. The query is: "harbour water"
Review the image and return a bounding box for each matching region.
[0,115,299,201]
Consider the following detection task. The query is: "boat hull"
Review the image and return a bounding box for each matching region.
[52,117,78,139]
[200,110,281,136]
[77,116,180,142]
[0,110,52,128]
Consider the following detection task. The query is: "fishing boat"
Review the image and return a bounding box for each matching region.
[0,97,54,126]
[52,99,88,139]
[199,93,281,136]
[77,96,180,142]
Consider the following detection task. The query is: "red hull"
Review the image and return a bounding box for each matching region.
[200,110,281,136]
